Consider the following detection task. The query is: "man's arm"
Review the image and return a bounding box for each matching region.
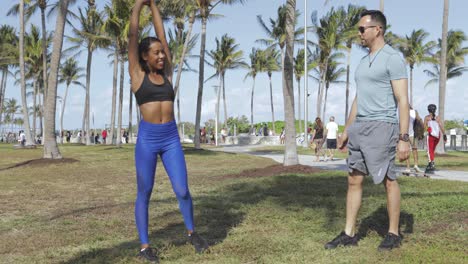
[337,96,358,150]
[391,78,410,161]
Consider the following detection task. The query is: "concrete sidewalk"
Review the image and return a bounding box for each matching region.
[214,145,468,182]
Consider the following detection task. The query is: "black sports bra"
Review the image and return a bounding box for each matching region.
[134,73,175,105]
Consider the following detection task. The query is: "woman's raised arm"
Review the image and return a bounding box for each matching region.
[128,0,148,83]
[149,0,173,81]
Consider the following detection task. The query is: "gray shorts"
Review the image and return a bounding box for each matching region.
[347,121,399,184]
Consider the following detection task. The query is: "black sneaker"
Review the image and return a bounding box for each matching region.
[188,232,209,253]
[425,162,434,174]
[378,233,402,251]
[137,247,159,263]
[324,231,358,249]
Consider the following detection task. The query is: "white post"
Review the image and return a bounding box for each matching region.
[303,0,309,147]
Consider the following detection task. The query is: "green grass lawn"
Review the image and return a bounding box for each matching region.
[0,144,467,263]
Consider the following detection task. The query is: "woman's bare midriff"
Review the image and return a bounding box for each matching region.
[139,101,174,124]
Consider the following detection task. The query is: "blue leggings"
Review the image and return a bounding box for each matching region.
[134,119,194,245]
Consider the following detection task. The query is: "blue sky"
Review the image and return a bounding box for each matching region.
[2,0,467,130]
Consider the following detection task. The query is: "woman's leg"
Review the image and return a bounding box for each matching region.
[160,141,194,232]
[135,139,158,246]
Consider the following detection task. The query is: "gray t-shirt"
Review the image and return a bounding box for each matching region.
[355,44,407,123]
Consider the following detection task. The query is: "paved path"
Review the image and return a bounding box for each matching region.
[213,145,468,182]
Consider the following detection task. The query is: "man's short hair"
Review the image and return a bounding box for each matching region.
[360,10,387,34]
[330,116,335,121]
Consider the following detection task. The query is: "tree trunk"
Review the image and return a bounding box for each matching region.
[174,11,195,96]
[345,45,351,121]
[436,0,449,154]
[297,78,301,135]
[116,57,125,147]
[283,0,298,166]
[19,0,34,146]
[250,76,255,132]
[109,48,118,144]
[215,76,222,146]
[128,86,133,143]
[33,80,37,139]
[322,86,329,121]
[221,72,227,126]
[269,74,276,134]
[41,5,48,111]
[81,99,87,143]
[380,0,384,12]
[39,93,43,137]
[174,11,195,136]
[409,66,413,105]
[60,84,70,144]
[43,0,70,158]
[85,48,92,145]
[317,61,328,119]
[194,14,207,149]
[0,70,6,125]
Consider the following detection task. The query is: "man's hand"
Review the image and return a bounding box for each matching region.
[338,130,348,153]
[397,140,410,162]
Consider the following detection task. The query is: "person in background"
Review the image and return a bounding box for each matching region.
[324,116,339,161]
[423,104,446,174]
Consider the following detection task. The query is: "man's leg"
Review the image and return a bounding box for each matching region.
[383,177,400,235]
[325,169,364,249]
[345,170,365,236]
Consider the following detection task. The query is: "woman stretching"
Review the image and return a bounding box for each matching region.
[423,104,446,174]
[128,0,208,262]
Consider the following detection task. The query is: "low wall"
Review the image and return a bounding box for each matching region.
[224,135,280,145]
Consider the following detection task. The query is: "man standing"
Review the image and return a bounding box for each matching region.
[325,10,410,251]
[324,116,339,161]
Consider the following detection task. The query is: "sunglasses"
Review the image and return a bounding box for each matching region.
[358,25,380,34]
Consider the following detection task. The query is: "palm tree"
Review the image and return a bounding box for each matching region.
[311,8,345,120]
[320,57,346,120]
[424,64,467,88]
[424,30,468,87]
[24,24,51,139]
[58,57,84,142]
[103,0,142,145]
[69,3,106,145]
[397,29,436,105]
[207,34,246,127]
[43,0,71,159]
[283,0,298,166]
[8,0,50,107]
[257,47,281,134]
[168,27,198,129]
[244,48,261,132]
[339,4,365,121]
[193,0,246,149]
[19,0,35,145]
[157,0,198,136]
[0,25,18,126]
[437,0,449,154]
[5,98,21,131]
[294,49,305,133]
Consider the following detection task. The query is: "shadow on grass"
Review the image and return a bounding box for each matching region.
[357,206,414,239]
[63,174,419,263]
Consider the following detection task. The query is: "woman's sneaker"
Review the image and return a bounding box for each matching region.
[378,233,402,251]
[324,231,358,249]
[138,247,159,263]
[188,232,209,253]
